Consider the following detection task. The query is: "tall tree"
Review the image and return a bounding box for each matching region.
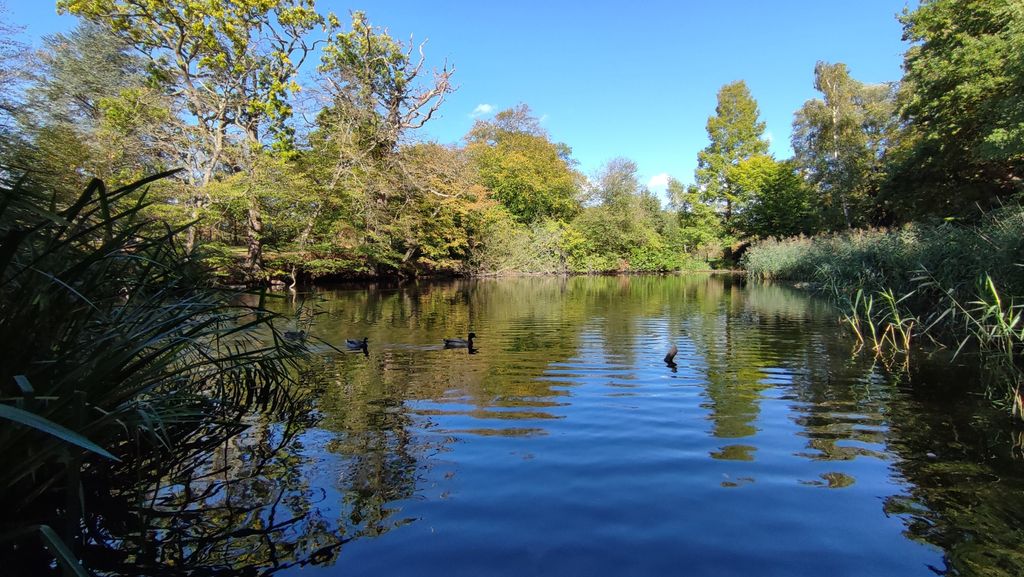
[668,178,723,254]
[11,22,174,195]
[593,157,641,207]
[695,81,769,223]
[572,157,661,259]
[885,0,1024,219]
[60,0,324,280]
[311,11,457,276]
[318,10,454,160]
[466,103,546,145]
[792,62,895,229]
[467,105,581,224]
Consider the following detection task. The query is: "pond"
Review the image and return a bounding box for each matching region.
[205,275,1024,576]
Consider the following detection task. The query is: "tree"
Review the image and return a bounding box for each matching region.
[695,81,769,223]
[0,2,26,124]
[308,11,458,277]
[571,158,662,261]
[728,155,817,238]
[885,0,1024,219]
[468,106,581,224]
[60,0,324,280]
[792,62,895,228]
[593,157,641,207]
[3,22,174,201]
[466,103,546,145]
[318,10,454,160]
[668,178,723,254]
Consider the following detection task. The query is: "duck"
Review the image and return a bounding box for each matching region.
[283,330,307,341]
[346,334,370,352]
[443,332,476,348]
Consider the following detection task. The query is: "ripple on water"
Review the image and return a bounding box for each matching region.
[261,277,1021,577]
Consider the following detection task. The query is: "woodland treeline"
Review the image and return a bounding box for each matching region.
[0,0,1021,284]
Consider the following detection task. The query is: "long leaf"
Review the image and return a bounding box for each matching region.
[0,404,119,461]
[38,525,92,577]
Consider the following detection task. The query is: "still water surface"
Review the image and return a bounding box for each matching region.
[245,275,1024,576]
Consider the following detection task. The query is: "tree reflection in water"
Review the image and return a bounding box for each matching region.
[81,276,1024,576]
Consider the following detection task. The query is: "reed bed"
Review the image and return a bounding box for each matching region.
[744,205,1024,416]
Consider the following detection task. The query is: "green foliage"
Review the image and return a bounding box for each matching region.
[745,206,1024,416]
[2,22,173,201]
[626,245,704,272]
[468,211,567,274]
[695,81,769,222]
[60,0,326,276]
[745,205,1024,298]
[745,204,1024,414]
[884,0,1024,219]
[0,8,25,120]
[728,155,818,238]
[792,62,895,228]
[468,107,582,225]
[668,178,726,256]
[59,0,321,141]
[939,277,1024,418]
[0,172,312,572]
[319,11,454,158]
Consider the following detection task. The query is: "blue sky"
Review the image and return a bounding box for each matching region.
[7,0,915,199]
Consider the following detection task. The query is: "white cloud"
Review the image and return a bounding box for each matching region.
[470,103,493,117]
[647,173,670,193]
[764,130,774,144]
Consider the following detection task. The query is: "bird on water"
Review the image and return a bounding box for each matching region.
[444,332,476,348]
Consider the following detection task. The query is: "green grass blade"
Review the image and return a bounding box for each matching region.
[0,404,120,461]
[38,525,92,577]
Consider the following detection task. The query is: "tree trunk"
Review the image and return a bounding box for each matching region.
[245,198,264,283]
[242,125,265,283]
[185,118,227,253]
[830,99,852,229]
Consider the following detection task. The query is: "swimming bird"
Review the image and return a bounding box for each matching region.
[346,337,369,350]
[443,332,476,348]
[283,330,306,341]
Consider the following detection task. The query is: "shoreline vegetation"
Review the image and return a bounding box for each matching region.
[2,2,1018,288]
[744,204,1024,416]
[0,172,324,574]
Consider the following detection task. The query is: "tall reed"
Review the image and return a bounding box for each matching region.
[745,205,1024,416]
